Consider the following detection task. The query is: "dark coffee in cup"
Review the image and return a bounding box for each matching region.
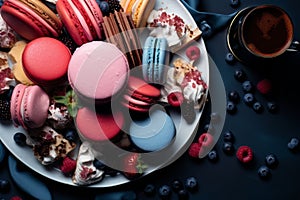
[240,5,294,58]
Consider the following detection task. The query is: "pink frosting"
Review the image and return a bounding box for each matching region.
[68,41,129,102]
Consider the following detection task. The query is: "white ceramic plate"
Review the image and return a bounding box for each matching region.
[0,0,209,188]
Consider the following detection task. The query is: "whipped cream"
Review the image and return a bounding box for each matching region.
[72,142,104,185]
[48,102,72,130]
[147,9,186,47]
[0,15,16,49]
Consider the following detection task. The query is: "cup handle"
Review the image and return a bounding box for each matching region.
[287,40,300,52]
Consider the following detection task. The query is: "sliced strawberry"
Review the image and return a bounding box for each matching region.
[122,153,147,180]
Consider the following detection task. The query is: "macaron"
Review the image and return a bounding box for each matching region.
[142,36,170,85]
[22,37,71,87]
[129,109,176,152]
[10,84,50,129]
[68,41,129,104]
[75,107,124,142]
[56,0,104,46]
[130,0,156,28]
[0,0,62,41]
[122,76,161,112]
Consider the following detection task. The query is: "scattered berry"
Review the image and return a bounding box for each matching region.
[186,45,201,61]
[243,93,255,106]
[0,179,10,193]
[236,145,254,164]
[234,69,247,82]
[167,92,184,107]
[0,99,11,120]
[267,102,279,113]
[185,176,198,192]
[223,142,235,155]
[198,133,214,148]
[230,0,240,8]
[242,80,254,93]
[60,156,76,176]
[257,165,271,180]
[144,184,156,196]
[13,132,27,146]
[58,29,77,53]
[223,130,235,143]
[226,101,237,114]
[265,154,278,168]
[256,79,272,95]
[171,179,184,193]
[158,184,172,199]
[287,137,300,151]
[10,196,23,200]
[64,129,78,143]
[252,102,264,113]
[207,150,218,162]
[228,90,240,103]
[225,52,235,64]
[98,1,110,16]
[107,0,122,14]
[188,143,201,158]
[178,189,189,200]
[199,21,212,38]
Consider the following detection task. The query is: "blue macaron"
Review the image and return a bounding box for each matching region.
[142,36,170,85]
[129,109,176,152]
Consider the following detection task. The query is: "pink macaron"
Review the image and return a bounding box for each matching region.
[75,107,124,142]
[22,37,71,87]
[10,84,50,129]
[56,0,104,46]
[68,41,129,104]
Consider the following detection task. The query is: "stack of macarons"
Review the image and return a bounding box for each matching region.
[0,0,63,41]
[142,36,170,85]
[10,84,50,129]
[56,0,104,46]
[122,76,161,113]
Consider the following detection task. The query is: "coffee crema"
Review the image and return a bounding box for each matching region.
[241,6,293,57]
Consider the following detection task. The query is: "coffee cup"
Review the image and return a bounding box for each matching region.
[226,5,299,64]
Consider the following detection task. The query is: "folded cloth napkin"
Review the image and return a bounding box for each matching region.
[181,0,237,38]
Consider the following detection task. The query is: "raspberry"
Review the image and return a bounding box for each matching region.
[236,145,253,163]
[256,79,272,95]
[167,92,184,107]
[60,156,76,176]
[0,99,11,120]
[198,133,214,148]
[10,196,23,200]
[188,143,201,158]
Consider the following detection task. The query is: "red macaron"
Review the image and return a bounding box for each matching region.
[56,0,104,46]
[122,76,161,112]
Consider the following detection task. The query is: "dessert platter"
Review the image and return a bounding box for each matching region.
[0,0,209,188]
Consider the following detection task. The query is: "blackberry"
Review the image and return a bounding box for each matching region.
[107,0,122,13]
[58,29,78,53]
[0,99,11,121]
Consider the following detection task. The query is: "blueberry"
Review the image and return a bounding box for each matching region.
[243,93,255,106]
[252,102,264,113]
[223,130,235,143]
[0,179,10,193]
[199,21,212,38]
[144,184,156,196]
[93,159,106,170]
[234,69,247,82]
[222,142,235,155]
[257,165,271,180]
[265,154,278,168]
[158,185,171,199]
[267,102,279,113]
[185,176,198,192]
[99,1,110,16]
[178,189,189,200]
[13,132,27,146]
[228,90,240,103]
[242,80,254,93]
[225,52,236,64]
[230,0,240,8]
[226,101,237,114]
[171,179,183,193]
[207,150,218,162]
[64,129,78,143]
[287,137,300,151]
